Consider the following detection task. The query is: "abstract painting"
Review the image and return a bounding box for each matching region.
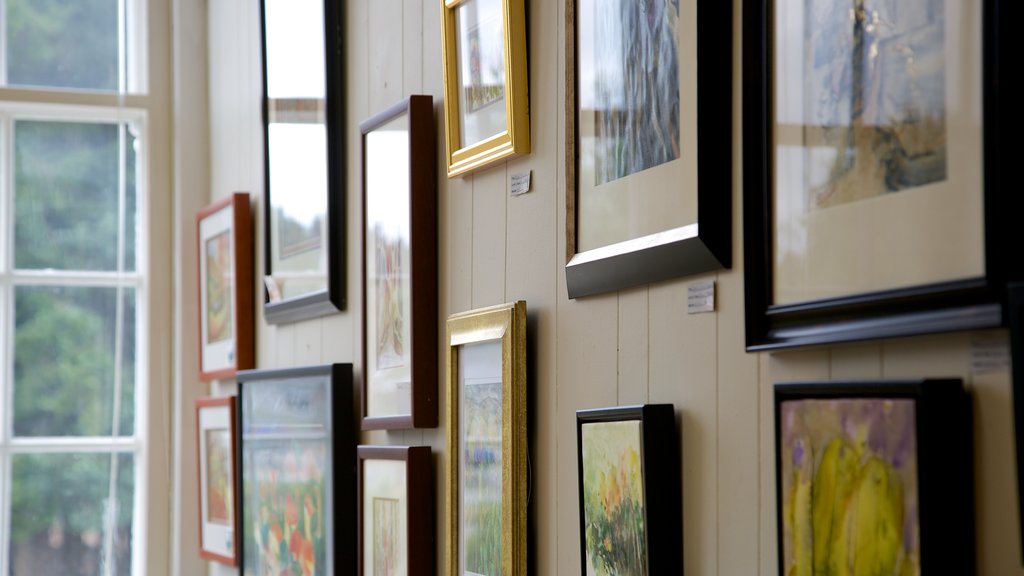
[804,0,946,208]
[589,0,680,184]
[462,377,503,575]
[778,397,920,576]
[205,231,232,344]
[373,497,400,575]
[580,420,647,576]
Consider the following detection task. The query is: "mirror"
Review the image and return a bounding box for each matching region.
[260,0,346,324]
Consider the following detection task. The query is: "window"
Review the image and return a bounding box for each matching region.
[0,2,160,575]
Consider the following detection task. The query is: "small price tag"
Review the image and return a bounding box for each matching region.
[687,280,715,314]
[511,171,531,196]
[971,334,1010,374]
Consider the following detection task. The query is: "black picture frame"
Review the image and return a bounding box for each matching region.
[774,380,974,576]
[359,95,438,430]
[236,364,355,575]
[575,404,680,575]
[742,0,1016,350]
[260,0,347,324]
[564,0,731,299]
[1010,283,1024,561]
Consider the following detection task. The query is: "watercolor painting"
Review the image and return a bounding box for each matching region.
[590,0,679,185]
[206,429,233,526]
[804,0,946,208]
[374,225,405,370]
[464,20,504,112]
[373,497,400,576]
[580,420,647,576]
[205,231,232,344]
[244,442,327,576]
[462,379,503,575]
[779,398,920,576]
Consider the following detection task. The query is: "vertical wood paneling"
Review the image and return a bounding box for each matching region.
[470,166,507,307]
[447,175,474,314]
[403,0,424,94]
[829,342,882,379]
[293,319,322,364]
[881,332,971,379]
[617,287,649,405]
[368,0,404,111]
[649,280,717,576]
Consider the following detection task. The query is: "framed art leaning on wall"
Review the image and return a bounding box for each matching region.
[360,96,438,430]
[196,192,253,381]
[774,380,974,575]
[440,0,530,177]
[564,0,732,298]
[743,0,1016,349]
[445,301,527,576]
[196,396,239,566]
[260,0,346,323]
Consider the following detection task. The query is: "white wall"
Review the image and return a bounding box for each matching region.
[183,0,1024,574]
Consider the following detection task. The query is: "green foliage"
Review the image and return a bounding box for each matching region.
[6,0,119,91]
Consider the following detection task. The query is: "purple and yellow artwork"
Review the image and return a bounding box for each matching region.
[779,398,919,576]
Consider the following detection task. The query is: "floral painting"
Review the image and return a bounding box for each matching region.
[373,497,400,575]
[374,225,405,371]
[803,0,946,208]
[779,398,919,576]
[206,429,233,526]
[580,420,647,576]
[205,231,232,344]
[243,442,327,576]
[462,378,503,575]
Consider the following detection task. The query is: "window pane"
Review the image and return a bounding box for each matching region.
[9,453,134,576]
[6,0,120,91]
[14,286,136,437]
[14,120,136,272]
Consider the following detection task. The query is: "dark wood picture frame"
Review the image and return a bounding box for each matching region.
[564,0,732,299]
[195,396,239,566]
[1010,283,1024,560]
[196,192,254,381]
[774,380,974,576]
[356,446,433,576]
[359,95,437,430]
[237,364,355,574]
[575,404,680,575]
[742,0,1016,350]
[260,0,347,324]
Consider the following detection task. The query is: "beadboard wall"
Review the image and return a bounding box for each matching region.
[176,0,1024,574]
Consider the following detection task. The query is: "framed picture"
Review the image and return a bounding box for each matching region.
[357,446,433,576]
[237,364,355,576]
[440,0,530,177]
[774,380,974,576]
[1010,283,1024,559]
[196,396,239,565]
[576,404,680,575]
[564,0,732,299]
[196,192,254,380]
[743,0,1016,349]
[445,301,527,576]
[360,96,438,430]
[260,0,346,324]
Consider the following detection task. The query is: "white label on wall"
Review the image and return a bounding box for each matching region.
[970,334,1010,374]
[687,280,715,314]
[511,171,531,196]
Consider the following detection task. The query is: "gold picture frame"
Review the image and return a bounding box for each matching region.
[440,0,530,178]
[445,301,527,575]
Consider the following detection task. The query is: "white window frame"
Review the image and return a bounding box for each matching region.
[0,101,151,576]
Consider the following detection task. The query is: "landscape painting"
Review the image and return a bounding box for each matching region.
[803,0,946,208]
[461,378,503,575]
[588,0,679,185]
[205,231,232,344]
[778,398,920,576]
[580,420,647,576]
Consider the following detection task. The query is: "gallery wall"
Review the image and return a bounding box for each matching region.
[175,0,1024,574]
